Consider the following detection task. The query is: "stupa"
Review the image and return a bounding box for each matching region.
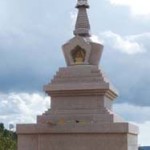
[17,0,139,150]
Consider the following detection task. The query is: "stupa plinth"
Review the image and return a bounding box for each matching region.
[17,0,138,150]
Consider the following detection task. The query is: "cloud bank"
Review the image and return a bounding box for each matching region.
[100,31,148,54]
[109,0,150,17]
[0,92,49,128]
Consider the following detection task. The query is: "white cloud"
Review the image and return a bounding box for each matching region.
[127,32,150,41]
[100,31,146,54]
[90,35,104,44]
[70,11,77,26]
[109,0,150,17]
[114,103,150,146]
[137,122,150,146]
[0,92,50,128]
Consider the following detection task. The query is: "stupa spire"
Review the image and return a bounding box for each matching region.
[74,0,91,37]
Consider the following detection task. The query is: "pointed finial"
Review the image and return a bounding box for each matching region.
[76,0,89,8]
[74,0,91,37]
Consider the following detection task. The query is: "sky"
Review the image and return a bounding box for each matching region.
[0,0,150,146]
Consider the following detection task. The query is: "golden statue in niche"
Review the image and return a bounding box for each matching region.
[72,46,86,64]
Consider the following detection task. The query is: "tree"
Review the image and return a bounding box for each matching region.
[0,123,17,150]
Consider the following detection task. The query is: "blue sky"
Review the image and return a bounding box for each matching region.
[0,0,150,146]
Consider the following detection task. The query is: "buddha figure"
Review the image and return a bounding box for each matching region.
[72,46,86,64]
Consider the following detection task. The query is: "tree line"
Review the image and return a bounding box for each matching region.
[0,123,17,150]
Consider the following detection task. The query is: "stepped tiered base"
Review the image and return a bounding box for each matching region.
[17,65,138,150]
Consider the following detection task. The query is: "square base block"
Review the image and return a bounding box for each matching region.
[17,123,138,150]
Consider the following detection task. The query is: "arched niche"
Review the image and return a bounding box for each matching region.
[71,46,86,64]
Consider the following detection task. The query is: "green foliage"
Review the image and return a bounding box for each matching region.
[0,123,17,150]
